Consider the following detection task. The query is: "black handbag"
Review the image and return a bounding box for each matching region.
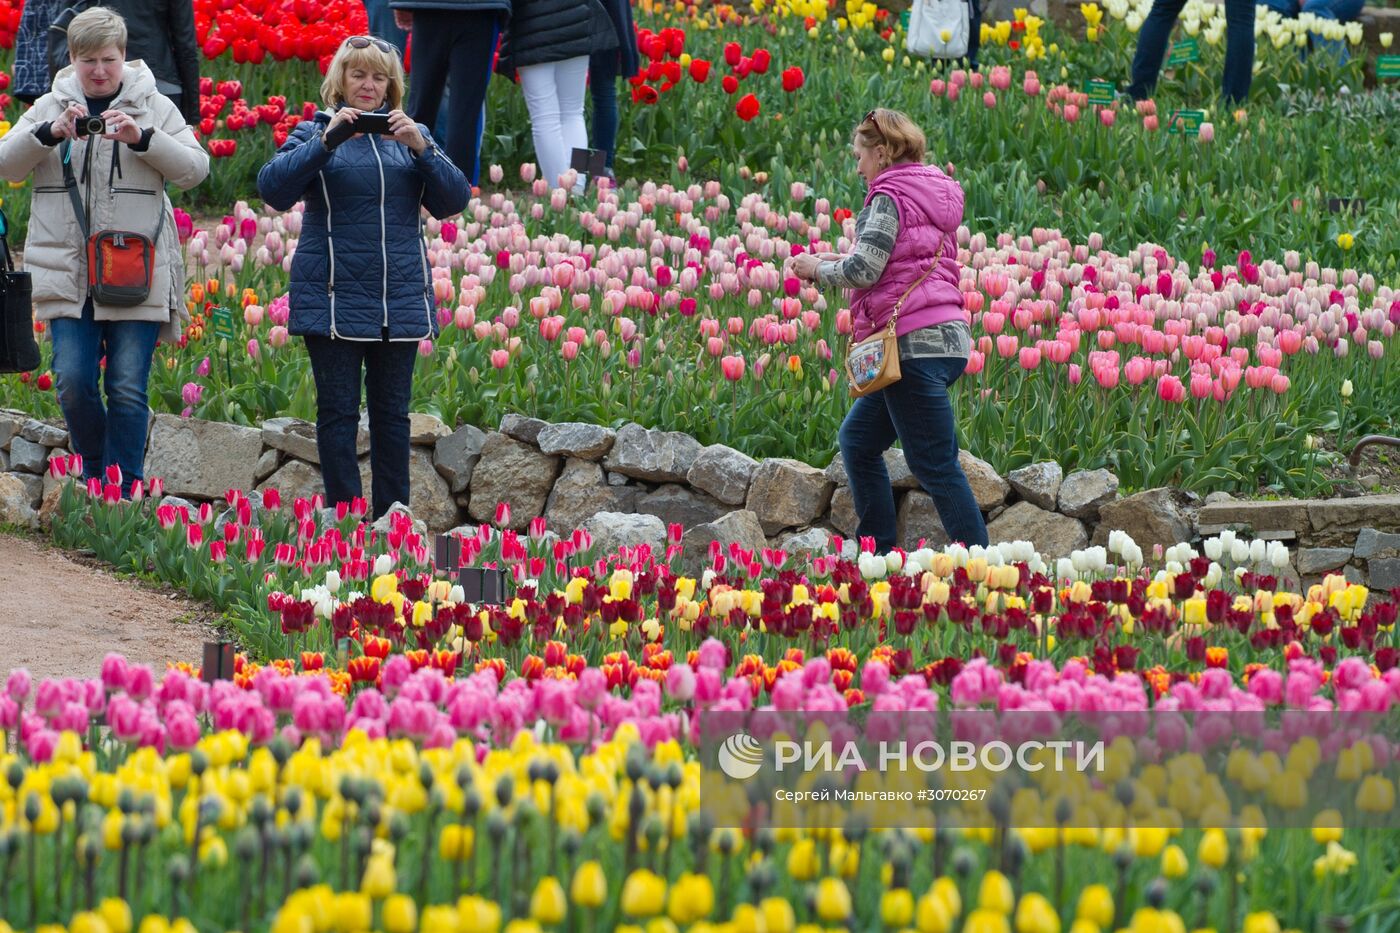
[0,208,40,375]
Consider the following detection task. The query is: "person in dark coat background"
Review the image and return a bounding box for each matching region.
[496,0,616,194]
[588,0,639,183]
[257,35,469,521]
[390,0,509,188]
[43,0,201,126]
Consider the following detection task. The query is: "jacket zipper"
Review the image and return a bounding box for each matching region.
[417,182,434,338]
[319,170,338,337]
[370,135,389,333]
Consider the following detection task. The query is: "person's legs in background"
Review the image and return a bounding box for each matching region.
[965,0,982,70]
[303,335,367,510]
[519,61,567,190]
[403,11,455,153]
[1301,0,1364,63]
[440,11,499,187]
[363,341,418,520]
[48,301,106,483]
[554,55,591,194]
[1221,0,1256,103]
[588,50,620,174]
[837,393,901,554]
[98,318,161,484]
[884,357,989,548]
[1127,0,1189,100]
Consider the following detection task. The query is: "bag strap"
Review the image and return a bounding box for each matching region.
[61,140,90,239]
[0,208,14,273]
[886,229,950,333]
[62,138,168,244]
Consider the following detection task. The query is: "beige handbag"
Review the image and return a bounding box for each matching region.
[844,232,947,399]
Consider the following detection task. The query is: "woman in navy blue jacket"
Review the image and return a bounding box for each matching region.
[257,34,469,521]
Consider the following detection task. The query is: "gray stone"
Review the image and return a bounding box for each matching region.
[0,410,22,448]
[467,433,560,530]
[777,526,835,559]
[607,472,631,487]
[603,423,703,483]
[0,449,7,471]
[1344,565,1366,586]
[262,416,325,464]
[0,473,38,528]
[897,492,952,552]
[1196,499,1310,532]
[544,459,640,532]
[537,423,617,460]
[987,500,1088,559]
[7,436,47,474]
[409,413,452,445]
[687,444,760,505]
[746,458,835,535]
[960,450,1010,511]
[1296,548,1354,575]
[1309,496,1400,540]
[37,483,66,531]
[499,413,550,445]
[679,509,768,572]
[1204,491,1235,506]
[1370,559,1400,591]
[434,424,488,494]
[823,449,920,491]
[1058,469,1120,520]
[638,484,727,530]
[406,447,460,533]
[19,418,67,447]
[581,511,667,559]
[1008,461,1063,511]
[1091,488,1197,552]
[13,472,43,507]
[828,486,859,537]
[254,449,281,484]
[257,459,325,504]
[1355,528,1400,561]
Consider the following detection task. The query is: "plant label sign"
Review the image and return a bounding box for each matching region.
[1167,109,1206,136]
[1379,56,1400,79]
[1083,78,1116,106]
[210,305,237,340]
[1166,37,1201,67]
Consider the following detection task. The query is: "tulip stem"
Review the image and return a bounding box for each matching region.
[419,806,437,905]
[26,827,37,928]
[53,809,65,917]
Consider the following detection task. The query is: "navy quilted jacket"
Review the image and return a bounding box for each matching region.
[256,111,469,342]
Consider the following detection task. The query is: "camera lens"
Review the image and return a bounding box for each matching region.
[77,116,106,137]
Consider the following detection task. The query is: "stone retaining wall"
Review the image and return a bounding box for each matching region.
[3,407,1396,588]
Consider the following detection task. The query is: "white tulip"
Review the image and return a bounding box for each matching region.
[885,551,904,574]
[1203,538,1223,562]
[1231,540,1252,564]
[325,570,341,595]
[1270,543,1291,569]
[374,553,395,576]
[1057,558,1076,582]
[860,554,887,580]
[449,585,466,604]
[1249,539,1267,564]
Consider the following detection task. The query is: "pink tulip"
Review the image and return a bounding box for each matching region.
[1156,373,1186,402]
[1018,347,1041,370]
[721,355,745,381]
[983,91,997,109]
[269,326,288,348]
[1099,109,1116,127]
[490,349,510,369]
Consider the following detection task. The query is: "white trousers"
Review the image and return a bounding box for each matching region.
[517,55,590,193]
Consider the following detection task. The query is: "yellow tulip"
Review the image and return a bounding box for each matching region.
[760,898,796,933]
[1242,914,1280,933]
[621,869,667,918]
[1198,829,1229,868]
[979,871,1015,914]
[530,876,567,925]
[1076,885,1114,928]
[965,908,1013,933]
[360,853,397,899]
[384,894,418,933]
[98,899,133,933]
[1015,894,1060,933]
[1311,810,1343,845]
[1161,845,1189,879]
[917,891,952,933]
[1357,775,1395,813]
[815,877,852,922]
[882,889,915,927]
[333,892,373,933]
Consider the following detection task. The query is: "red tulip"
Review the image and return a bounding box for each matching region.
[721,74,739,94]
[781,66,804,93]
[752,48,771,73]
[689,59,711,82]
[723,41,742,67]
[632,85,659,105]
[735,93,760,122]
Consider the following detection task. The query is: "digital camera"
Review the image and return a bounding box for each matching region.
[74,115,108,138]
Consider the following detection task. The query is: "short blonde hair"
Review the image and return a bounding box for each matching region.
[68,7,127,59]
[853,108,927,165]
[320,38,405,111]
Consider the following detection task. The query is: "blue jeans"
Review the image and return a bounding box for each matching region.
[404,10,499,187]
[1129,0,1255,104]
[303,335,418,521]
[588,50,620,169]
[49,299,160,484]
[1265,0,1364,61]
[838,355,989,552]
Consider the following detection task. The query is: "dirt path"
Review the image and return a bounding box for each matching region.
[0,533,220,683]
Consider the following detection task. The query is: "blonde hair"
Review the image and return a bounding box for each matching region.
[853,108,927,166]
[67,7,127,59]
[320,38,405,111]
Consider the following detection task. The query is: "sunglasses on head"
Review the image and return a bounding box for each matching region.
[343,35,399,55]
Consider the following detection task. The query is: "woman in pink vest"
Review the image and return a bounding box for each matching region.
[789,108,988,552]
